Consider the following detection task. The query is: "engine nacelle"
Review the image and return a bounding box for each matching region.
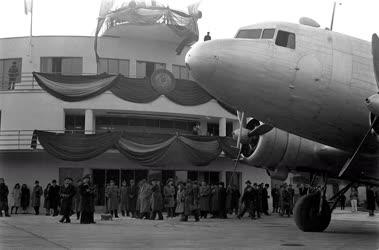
[242,128,326,180]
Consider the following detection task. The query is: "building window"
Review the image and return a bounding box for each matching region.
[96,116,197,134]
[236,29,262,39]
[40,57,83,75]
[65,115,85,133]
[207,123,219,136]
[275,30,296,49]
[136,61,166,78]
[172,65,190,80]
[0,58,22,90]
[98,58,130,76]
[262,29,275,39]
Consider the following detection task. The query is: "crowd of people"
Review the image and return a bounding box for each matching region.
[0,176,377,223]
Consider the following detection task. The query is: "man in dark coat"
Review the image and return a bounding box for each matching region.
[199,181,210,218]
[150,179,163,220]
[237,184,253,219]
[280,184,291,217]
[59,177,76,223]
[252,183,261,219]
[262,184,270,215]
[288,184,295,214]
[181,180,200,222]
[366,185,376,216]
[271,184,280,213]
[127,179,137,218]
[31,180,43,215]
[210,184,219,218]
[49,180,60,216]
[80,175,96,224]
[218,182,227,219]
[231,185,241,215]
[0,178,10,217]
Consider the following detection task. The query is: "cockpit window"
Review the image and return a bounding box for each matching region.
[275,30,296,49]
[262,29,275,39]
[236,29,262,39]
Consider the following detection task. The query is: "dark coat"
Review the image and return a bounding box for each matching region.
[79,183,95,213]
[60,184,76,214]
[31,185,43,207]
[366,189,376,210]
[21,186,30,209]
[127,184,137,212]
[0,183,9,210]
[210,186,219,212]
[43,187,50,209]
[271,188,279,202]
[48,185,61,209]
[151,184,163,211]
[183,185,199,216]
[241,188,253,208]
[120,186,128,211]
[73,186,81,212]
[218,186,227,212]
[163,185,176,208]
[106,185,119,211]
[199,185,210,211]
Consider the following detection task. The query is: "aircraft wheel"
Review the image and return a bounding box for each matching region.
[294,192,331,232]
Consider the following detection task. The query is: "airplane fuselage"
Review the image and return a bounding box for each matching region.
[186,22,377,153]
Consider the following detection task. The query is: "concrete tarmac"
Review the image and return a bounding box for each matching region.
[0,209,378,250]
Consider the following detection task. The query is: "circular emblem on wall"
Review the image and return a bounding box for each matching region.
[150,69,176,95]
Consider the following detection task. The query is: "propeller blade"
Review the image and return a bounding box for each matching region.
[372,33,379,87]
[338,116,378,177]
[236,111,245,148]
[248,124,273,137]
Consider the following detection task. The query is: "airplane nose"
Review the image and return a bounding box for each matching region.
[185,41,218,83]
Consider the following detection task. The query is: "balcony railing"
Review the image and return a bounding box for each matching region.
[0,128,200,151]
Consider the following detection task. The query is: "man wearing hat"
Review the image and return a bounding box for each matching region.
[48,179,60,216]
[0,178,10,217]
[218,182,227,219]
[252,183,261,219]
[31,180,43,215]
[237,181,253,219]
[59,177,76,223]
[150,178,163,220]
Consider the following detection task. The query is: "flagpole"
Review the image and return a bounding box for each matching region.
[29,0,34,67]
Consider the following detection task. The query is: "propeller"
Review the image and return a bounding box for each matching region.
[338,33,379,177]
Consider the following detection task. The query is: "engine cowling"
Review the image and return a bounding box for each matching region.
[241,128,327,180]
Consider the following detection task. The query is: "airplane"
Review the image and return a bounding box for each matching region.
[185,17,379,232]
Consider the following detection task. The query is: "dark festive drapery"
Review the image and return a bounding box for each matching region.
[32,72,213,106]
[32,130,239,166]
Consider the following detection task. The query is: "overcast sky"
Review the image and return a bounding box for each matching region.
[0,0,378,41]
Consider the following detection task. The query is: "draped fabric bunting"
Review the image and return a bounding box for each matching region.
[32,130,239,166]
[32,72,214,106]
[33,72,118,102]
[33,130,121,161]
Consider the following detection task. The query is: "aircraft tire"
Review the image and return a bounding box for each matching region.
[294,192,331,232]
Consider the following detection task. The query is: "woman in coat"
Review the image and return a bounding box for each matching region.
[199,181,210,218]
[150,179,163,220]
[163,179,176,218]
[139,180,152,219]
[105,180,119,218]
[210,184,219,218]
[119,180,128,217]
[175,182,185,216]
[43,183,51,215]
[20,184,30,214]
[11,183,21,214]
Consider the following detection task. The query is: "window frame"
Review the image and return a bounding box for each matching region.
[235,29,263,39]
[40,57,83,75]
[97,58,130,76]
[275,30,296,49]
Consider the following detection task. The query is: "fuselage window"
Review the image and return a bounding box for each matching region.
[275,30,296,49]
[262,29,275,39]
[236,29,262,39]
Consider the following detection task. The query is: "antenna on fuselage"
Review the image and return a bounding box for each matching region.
[330,1,342,31]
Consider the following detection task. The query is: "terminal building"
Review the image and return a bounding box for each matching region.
[0,2,271,209]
